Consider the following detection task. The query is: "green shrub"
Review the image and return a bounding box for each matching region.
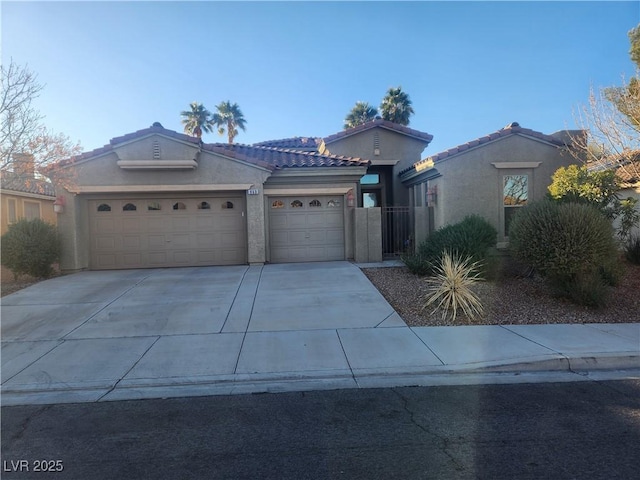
[625,234,640,265]
[1,218,61,279]
[402,215,497,276]
[508,200,620,307]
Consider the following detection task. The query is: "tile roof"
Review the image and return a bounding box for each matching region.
[403,122,568,175]
[57,123,202,166]
[253,137,322,150]
[204,143,369,170]
[0,170,56,197]
[323,118,433,145]
[53,124,370,171]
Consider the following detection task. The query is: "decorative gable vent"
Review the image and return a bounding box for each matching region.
[373,133,380,156]
[152,141,161,160]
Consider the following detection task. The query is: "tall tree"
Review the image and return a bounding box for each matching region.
[1,60,81,191]
[180,102,213,139]
[379,86,414,126]
[211,101,246,144]
[343,101,378,129]
[569,24,640,185]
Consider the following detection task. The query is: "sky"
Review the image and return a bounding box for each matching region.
[2,1,639,158]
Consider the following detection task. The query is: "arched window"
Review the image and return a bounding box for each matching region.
[173,202,186,210]
[123,203,137,211]
[327,199,340,208]
[271,200,284,209]
[222,201,234,209]
[198,201,211,210]
[97,203,111,212]
[147,202,161,211]
[290,199,303,208]
[309,199,322,207]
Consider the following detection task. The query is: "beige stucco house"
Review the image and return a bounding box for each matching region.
[399,122,581,247]
[1,153,57,236]
[48,120,581,271]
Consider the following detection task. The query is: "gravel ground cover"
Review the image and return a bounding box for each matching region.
[362,261,640,327]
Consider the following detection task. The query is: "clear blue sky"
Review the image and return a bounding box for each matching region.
[2,1,639,157]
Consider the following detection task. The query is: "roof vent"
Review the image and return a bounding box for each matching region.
[151,122,163,128]
[506,122,520,128]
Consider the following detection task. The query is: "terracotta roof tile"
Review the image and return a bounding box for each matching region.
[205,143,369,170]
[0,170,56,197]
[403,122,568,175]
[253,137,322,150]
[52,124,370,172]
[323,118,433,145]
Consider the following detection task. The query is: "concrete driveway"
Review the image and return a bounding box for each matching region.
[3,261,639,406]
[2,262,419,404]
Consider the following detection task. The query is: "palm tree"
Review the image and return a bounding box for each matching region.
[180,102,212,139]
[343,101,378,129]
[380,86,414,126]
[211,101,247,144]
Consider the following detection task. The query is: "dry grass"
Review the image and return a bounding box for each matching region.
[362,259,640,327]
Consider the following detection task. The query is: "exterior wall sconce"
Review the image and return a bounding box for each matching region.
[53,196,65,214]
[426,186,437,206]
[346,189,355,207]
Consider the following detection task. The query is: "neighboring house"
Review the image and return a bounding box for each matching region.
[399,122,581,247]
[48,123,369,271]
[614,155,640,238]
[1,167,57,236]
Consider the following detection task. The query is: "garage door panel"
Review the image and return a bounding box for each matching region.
[147,235,165,249]
[123,253,143,267]
[89,196,247,269]
[96,236,116,250]
[122,218,141,233]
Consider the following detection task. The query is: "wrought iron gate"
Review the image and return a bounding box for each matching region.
[382,207,412,257]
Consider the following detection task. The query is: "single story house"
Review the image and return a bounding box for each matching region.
[48,120,580,271]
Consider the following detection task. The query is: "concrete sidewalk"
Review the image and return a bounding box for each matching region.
[1,262,639,406]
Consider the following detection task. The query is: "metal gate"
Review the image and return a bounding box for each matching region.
[382,207,412,257]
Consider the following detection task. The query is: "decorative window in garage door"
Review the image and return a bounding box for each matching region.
[272,200,284,209]
[222,201,234,209]
[123,203,137,211]
[147,202,161,211]
[97,203,111,212]
[309,199,322,207]
[198,201,211,210]
[173,202,186,210]
[291,199,303,208]
[327,199,341,207]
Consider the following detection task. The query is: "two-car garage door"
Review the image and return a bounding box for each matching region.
[88,196,246,269]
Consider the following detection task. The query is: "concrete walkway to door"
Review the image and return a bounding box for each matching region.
[2,262,639,406]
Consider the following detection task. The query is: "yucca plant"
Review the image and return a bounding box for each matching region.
[421,251,484,323]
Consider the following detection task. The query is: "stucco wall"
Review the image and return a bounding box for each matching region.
[324,127,428,206]
[407,134,576,244]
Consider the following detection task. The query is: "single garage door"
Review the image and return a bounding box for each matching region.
[88,196,246,269]
[269,195,345,263]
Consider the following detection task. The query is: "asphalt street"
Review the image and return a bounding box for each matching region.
[2,380,639,479]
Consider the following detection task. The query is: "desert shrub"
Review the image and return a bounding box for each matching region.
[1,218,61,279]
[508,200,620,307]
[421,251,484,322]
[402,215,497,276]
[625,234,640,265]
[548,271,610,308]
